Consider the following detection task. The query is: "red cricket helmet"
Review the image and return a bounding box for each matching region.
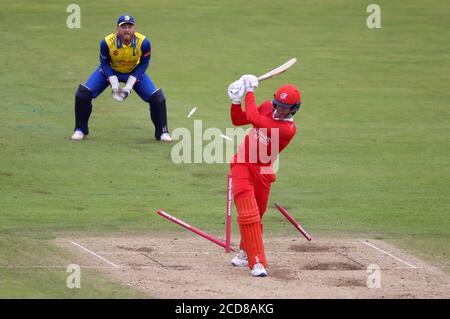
[272,84,302,115]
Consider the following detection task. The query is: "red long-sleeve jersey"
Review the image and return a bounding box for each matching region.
[230,92,296,170]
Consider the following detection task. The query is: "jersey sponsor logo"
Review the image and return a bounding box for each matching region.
[113,50,119,56]
[117,60,135,65]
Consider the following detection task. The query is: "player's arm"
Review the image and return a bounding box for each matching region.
[227,80,249,125]
[230,103,250,126]
[100,39,123,102]
[99,39,114,78]
[239,74,275,128]
[132,38,151,79]
[244,92,275,128]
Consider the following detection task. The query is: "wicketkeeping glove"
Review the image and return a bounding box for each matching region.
[227,80,245,104]
[120,75,137,100]
[109,76,124,102]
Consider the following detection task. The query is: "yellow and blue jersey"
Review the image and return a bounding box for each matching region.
[99,32,151,78]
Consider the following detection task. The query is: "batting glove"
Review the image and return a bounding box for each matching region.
[240,74,258,93]
[228,80,245,104]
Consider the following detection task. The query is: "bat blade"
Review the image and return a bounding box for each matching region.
[257,58,297,82]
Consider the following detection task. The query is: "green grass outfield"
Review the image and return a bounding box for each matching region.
[1,0,449,297]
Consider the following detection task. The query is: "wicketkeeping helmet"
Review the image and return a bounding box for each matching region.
[272,84,302,115]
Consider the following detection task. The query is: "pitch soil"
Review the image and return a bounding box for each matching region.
[55,235,450,299]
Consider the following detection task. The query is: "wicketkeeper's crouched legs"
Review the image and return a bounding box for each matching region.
[74,84,93,135]
[235,196,267,269]
[148,89,169,140]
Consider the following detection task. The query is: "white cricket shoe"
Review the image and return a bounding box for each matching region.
[71,130,85,141]
[231,250,248,267]
[160,133,172,142]
[250,263,267,277]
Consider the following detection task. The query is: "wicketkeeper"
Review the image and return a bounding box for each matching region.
[227,75,302,277]
[71,15,171,142]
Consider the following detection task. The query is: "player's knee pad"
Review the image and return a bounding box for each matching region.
[235,196,261,225]
[149,88,166,105]
[233,187,253,201]
[75,84,93,101]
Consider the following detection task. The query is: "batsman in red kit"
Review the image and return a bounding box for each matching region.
[227,75,301,277]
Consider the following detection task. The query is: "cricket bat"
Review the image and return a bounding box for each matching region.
[257,58,297,82]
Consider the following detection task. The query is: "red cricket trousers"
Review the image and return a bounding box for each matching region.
[230,163,276,269]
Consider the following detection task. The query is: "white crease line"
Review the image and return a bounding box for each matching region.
[70,241,120,268]
[0,266,118,269]
[3,265,443,270]
[99,251,330,255]
[89,251,349,255]
[0,265,154,269]
[358,240,417,269]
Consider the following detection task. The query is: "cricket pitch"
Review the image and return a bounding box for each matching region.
[55,235,450,298]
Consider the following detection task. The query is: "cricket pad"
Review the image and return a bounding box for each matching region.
[235,196,267,268]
